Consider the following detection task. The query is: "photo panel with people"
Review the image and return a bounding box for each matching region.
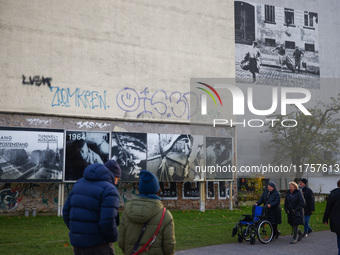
[0,127,64,182]
[205,137,233,180]
[234,0,320,88]
[147,133,204,182]
[64,131,110,181]
[110,132,147,182]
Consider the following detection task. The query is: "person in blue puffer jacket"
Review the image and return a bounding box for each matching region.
[63,160,122,255]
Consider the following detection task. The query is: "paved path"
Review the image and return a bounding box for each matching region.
[176,230,338,255]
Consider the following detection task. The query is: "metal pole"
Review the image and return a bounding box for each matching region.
[199,182,205,212]
[58,183,64,217]
[229,181,233,210]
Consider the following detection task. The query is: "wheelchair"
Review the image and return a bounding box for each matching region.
[232,205,273,245]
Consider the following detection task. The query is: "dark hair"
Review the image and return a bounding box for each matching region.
[337,180,340,188]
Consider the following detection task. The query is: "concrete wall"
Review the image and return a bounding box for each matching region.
[0,0,234,122]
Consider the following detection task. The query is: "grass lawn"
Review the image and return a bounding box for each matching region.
[0,202,329,255]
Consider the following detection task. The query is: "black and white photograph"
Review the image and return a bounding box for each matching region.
[111,132,147,182]
[159,182,178,200]
[147,133,202,182]
[207,181,215,199]
[186,135,205,182]
[65,131,110,181]
[235,1,320,88]
[0,128,64,182]
[206,137,233,180]
[219,181,227,199]
[182,182,200,199]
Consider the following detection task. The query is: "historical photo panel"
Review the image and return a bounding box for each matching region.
[0,128,64,182]
[147,134,203,182]
[65,131,110,181]
[111,132,147,182]
[205,137,233,180]
[182,181,200,199]
[159,182,178,200]
[235,1,320,88]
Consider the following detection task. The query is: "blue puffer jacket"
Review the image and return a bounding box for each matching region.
[63,163,120,247]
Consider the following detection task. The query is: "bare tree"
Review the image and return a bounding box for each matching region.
[264,94,340,180]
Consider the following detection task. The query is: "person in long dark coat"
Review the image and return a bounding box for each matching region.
[248,41,261,83]
[299,178,315,237]
[323,180,340,255]
[255,182,282,240]
[284,181,306,244]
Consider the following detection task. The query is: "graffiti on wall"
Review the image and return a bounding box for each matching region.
[20,73,205,120]
[118,183,138,206]
[0,183,59,212]
[27,118,52,126]
[49,86,108,109]
[22,75,52,87]
[116,87,199,120]
[0,188,22,210]
[76,121,111,129]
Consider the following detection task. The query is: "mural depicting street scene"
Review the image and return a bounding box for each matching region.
[235,1,320,88]
[0,128,64,182]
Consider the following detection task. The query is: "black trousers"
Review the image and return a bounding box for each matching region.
[74,242,115,255]
[290,224,302,239]
[272,223,278,236]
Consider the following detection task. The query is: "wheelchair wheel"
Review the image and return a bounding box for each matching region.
[238,235,243,243]
[242,225,254,241]
[257,220,273,244]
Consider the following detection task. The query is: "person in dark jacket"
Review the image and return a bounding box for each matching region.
[293,46,304,73]
[255,182,282,239]
[63,160,122,255]
[299,178,315,237]
[118,170,176,255]
[284,181,306,244]
[323,180,340,255]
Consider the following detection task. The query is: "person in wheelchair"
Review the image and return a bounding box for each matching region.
[255,182,282,240]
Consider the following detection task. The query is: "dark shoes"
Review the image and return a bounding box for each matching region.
[290,238,297,244]
[308,229,313,234]
[303,233,308,238]
[275,231,281,239]
[297,231,303,241]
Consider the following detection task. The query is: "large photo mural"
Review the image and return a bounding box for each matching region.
[235,1,320,88]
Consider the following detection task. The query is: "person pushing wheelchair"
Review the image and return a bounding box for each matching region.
[255,182,282,240]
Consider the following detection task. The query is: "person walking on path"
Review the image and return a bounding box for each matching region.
[118,170,176,255]
[299,178,315,237]
[255,182,282,240]
[63,160,122,255]
[284,181,306,244]
[323,180,340,255]
[293,46,304,73]
[271,43,286,71]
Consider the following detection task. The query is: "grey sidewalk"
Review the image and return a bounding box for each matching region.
[176,230,338,255]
